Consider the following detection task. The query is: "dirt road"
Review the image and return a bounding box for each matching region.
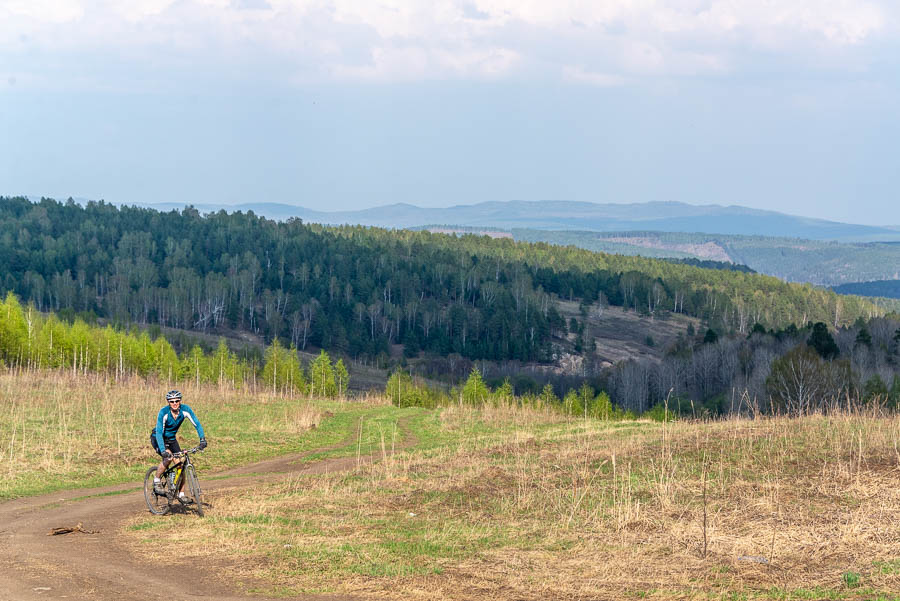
[0,444,388,601]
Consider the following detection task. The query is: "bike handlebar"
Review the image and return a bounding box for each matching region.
[171,446,203,457]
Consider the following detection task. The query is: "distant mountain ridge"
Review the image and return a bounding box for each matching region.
[110,199,900,242]
[833,280,900,300]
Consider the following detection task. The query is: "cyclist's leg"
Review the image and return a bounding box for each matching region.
[154,438,180,479]
[150,434,169,494]
[162,440,190,497]
[151,433,167,479]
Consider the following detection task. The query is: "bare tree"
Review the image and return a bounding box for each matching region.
[766,345,825,415]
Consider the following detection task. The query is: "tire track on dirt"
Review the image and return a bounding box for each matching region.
[0,414,418,601]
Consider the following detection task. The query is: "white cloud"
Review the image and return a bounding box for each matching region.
[0,0,894,89]
[694,1,885,46]
[2,0,84,22]
[112,0,177,21]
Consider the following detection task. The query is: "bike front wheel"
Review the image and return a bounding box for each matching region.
[143,466,170,515]
[185,464,204,517]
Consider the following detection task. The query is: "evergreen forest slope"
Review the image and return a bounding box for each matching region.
[125,199,900,286]
[833,279,900,299]
[0,197,885,370]
[513,230,900,287]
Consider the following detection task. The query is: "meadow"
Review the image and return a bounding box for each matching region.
[1,369,898,600]
[123,406,900,600]
[0,369,397,500]
[124,407,900,600]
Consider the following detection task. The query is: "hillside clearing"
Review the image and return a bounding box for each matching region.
[555,300,699,367]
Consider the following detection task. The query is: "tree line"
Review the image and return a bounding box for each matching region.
[4,283,897,418]
[393,317,900,418]
[0,291,347,398]
[598,318,900,416]
[519,228,900,287]
[833,279,900,300]
[385,366,639,421]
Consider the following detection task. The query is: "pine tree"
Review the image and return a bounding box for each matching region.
[461,368,489,405]
[855,326,872,349]
[807,322,839,359]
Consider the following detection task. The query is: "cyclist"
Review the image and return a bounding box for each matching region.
[151,390,207,501]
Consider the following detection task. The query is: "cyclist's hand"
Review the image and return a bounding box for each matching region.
[198,438,208,451]
[162,449,173,460]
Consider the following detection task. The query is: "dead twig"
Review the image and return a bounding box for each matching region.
[48,522,97,536]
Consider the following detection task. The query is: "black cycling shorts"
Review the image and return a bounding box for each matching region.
[150,432,182,457]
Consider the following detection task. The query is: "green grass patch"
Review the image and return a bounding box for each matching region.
[127,519,168,532]
[873,560,900,575]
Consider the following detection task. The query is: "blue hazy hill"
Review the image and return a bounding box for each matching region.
[120,199,900,242]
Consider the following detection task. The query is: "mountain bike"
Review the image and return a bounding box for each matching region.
[143,446,206,516]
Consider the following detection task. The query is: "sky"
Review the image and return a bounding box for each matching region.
[2,0,900,225]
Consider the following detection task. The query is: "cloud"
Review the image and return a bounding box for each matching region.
[0,0,894,90]
[692,1,885,46]
[3,0,84,22]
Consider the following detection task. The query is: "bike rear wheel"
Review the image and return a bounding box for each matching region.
[185,464,204,517]
[143,466,170,515]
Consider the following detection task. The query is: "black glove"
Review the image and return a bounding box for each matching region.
[162,449,173,460]
[198,438,208,450]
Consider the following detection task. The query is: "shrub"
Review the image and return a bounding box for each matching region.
[644,403,677,422]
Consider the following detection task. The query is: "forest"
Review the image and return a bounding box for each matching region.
[514,228,900,287]
[0,291,348,398]
[0,197,884,365]
[833,279,900,299]
[2,196,900,417]
[599,318,900,416]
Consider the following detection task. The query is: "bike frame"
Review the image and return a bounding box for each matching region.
[165,448,197,492]
[144,445,205,516]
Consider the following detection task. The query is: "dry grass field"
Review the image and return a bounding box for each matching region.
[124,402,900,600]
[2,368,897,599]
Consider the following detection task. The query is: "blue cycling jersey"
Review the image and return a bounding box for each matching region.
[153,404,205,450]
